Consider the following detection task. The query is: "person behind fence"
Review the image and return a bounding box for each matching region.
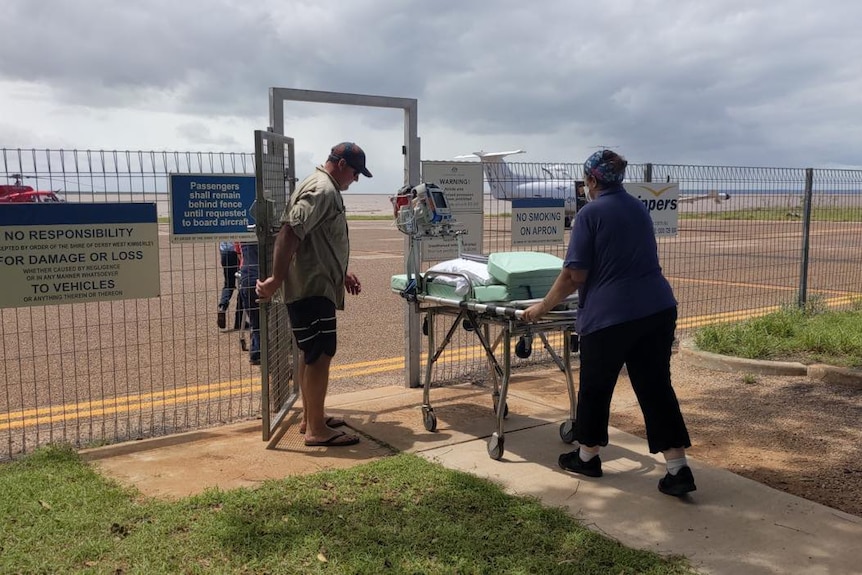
[239,241,260,366]
[256,141,370,448]
[217,241,242,330]
[522,149,696,497]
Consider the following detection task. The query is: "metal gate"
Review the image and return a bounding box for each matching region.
[253,130,299,441]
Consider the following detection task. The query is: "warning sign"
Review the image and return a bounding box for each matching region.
[0,203,160,308]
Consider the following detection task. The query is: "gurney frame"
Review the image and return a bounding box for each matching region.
[399,271,579,460]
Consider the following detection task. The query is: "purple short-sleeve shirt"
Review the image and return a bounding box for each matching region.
[565,184,676,335]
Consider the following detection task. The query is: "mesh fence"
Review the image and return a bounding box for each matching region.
[2,149,861,458]
[421,160,862,383]
[1,149,260,460]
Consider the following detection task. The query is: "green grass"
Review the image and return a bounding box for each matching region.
[681,206,861,221]
[0,447,694,575]
[694,302,862,368]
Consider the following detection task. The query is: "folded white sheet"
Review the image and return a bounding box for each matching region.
[426,258,499,295]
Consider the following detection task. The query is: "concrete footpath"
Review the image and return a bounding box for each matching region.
[83,370,862,575]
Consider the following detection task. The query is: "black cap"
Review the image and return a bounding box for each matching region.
[329,142,372,178]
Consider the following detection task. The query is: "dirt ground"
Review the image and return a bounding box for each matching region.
[606,353,862,517]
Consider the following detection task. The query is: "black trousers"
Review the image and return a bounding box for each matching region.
[576,307,691,454]
[218,251,239,309]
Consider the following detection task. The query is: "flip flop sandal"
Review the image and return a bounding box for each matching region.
[304,431,360,447]
[299,416,346,434]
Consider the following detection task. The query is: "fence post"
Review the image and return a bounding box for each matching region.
[644,163,653,183]
[797,168,814,308]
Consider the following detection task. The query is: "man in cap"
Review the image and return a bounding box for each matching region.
[256,142,371,447]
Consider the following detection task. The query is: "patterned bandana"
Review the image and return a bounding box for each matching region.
[583,150,626,184]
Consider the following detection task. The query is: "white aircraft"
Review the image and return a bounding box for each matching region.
[456,150,730,226]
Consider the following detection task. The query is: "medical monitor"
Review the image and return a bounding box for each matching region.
[430,189,449,210]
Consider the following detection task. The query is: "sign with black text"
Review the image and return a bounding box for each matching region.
[420,162,484,212]
[0,203,160,308]
[511,198,565,246]
[623,183,679,236]
[421,161,485,260]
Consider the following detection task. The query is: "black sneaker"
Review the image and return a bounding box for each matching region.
[558,449,603,477]
[658,465,697,496]
[217,307,227,329]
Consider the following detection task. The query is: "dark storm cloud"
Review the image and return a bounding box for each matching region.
[2,0,862,167]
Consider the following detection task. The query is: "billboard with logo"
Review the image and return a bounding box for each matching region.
[623,183,679,237]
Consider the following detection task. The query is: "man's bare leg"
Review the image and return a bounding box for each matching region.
[299,354,344,443]
[297,357,344,434]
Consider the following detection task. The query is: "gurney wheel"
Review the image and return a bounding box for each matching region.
[493,399,509,419]
[487,433,504,460]
[515,338,532,359]
[559,420,576,444]
[422,407,437,432]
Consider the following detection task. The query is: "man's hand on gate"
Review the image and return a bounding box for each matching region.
[256,277,279,302]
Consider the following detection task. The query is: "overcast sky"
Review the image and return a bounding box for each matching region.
[2,0,861,193]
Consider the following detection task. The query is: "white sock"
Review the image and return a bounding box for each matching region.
[666,456,688,476]
[579,447,599,462]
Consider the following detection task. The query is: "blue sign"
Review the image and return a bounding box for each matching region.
[169,174,256,243]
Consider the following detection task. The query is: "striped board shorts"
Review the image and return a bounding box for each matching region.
[286,296,337,364]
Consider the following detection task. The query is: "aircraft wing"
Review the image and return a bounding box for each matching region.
[678,190,731,204]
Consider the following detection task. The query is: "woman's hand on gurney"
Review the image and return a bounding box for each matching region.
[345,272,362,296]
[522,300,549,322]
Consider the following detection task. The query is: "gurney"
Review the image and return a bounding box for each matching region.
[392,250,579,460]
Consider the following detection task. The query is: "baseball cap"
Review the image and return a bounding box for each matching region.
[329,142,372,178]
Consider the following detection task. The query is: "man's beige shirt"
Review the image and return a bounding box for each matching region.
[279,167,350,309]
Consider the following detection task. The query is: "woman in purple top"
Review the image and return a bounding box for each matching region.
[523,149,695,497]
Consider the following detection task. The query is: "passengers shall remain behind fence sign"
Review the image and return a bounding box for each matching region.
[168,173,256,243]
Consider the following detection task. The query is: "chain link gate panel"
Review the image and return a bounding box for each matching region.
[253,131,299,441]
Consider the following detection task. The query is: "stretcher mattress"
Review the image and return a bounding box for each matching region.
[392,251,565,303]
[390,274,511,302]
[487,252,563,287]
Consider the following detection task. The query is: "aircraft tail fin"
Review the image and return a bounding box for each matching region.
[453,150,526,161]
[454,150,526,200]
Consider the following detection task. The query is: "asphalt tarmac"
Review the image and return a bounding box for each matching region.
[2,215,861,459]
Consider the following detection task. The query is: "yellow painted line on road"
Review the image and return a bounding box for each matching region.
[1,342,502,430]
[679,294,860,329]
[4,292,859,431]
[331,356,403,372]
[0,377,258,425]
[0,352,446,431]
[0,356,407,428]
[679,307,781,329]
[669,276,797,292]
[1,379,258,431]
[668,276,859,297]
